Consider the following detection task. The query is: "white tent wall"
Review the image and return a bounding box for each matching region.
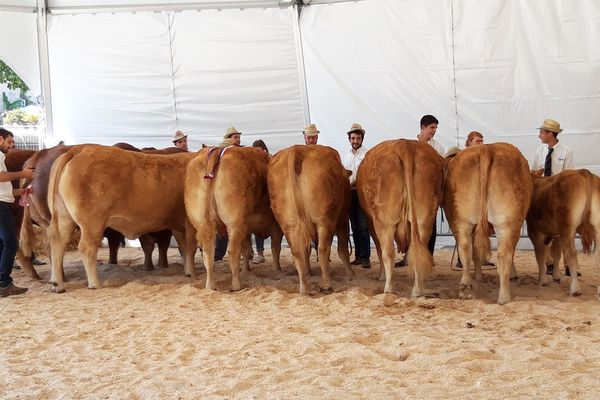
[300,0,457,152]
[300,0,600,174]
[0,8,41,98]
[46,6,306,149]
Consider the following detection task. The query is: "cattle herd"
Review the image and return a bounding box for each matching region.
[6,140,600,305]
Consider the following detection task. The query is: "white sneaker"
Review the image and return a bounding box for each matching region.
[251,254,265,264]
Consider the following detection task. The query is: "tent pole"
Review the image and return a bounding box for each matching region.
[293,1,311,125]
[36,0,54,141]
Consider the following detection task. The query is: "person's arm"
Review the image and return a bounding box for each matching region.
[0,168,34,183]
[530,149,541,172]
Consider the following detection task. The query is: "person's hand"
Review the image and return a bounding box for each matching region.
[21,168,34,179]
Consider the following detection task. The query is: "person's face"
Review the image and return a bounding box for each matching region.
[538,129,554,144]
[304,134,318,145]
[420,123,438,141]
[0,135,15,153]
[467,136,484,147]
[230,134,241,147]
[349,132,363,150]
[174,137,188,151]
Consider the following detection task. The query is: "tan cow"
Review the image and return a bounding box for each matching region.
[444,143,532,304]
[356,140,443,296]
[526,169,600,298]
[47,145,197,292]
[267,145,354,294]
[184,146,283,291]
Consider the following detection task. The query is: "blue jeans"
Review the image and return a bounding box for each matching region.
[254,234,264,253]
[0,202,18,287]
[349,190,371,261]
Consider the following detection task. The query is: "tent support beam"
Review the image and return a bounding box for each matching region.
[36,0,54,140]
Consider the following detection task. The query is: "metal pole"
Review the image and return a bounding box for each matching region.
[36,0,54,141]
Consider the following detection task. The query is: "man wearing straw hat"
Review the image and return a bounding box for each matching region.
[303,123,319,145]
[214,127,243,262]
[172,130,189,151]
[531,118,574,177]
[531,118,575,277]
[343,123,371,268]
[221,127,242,147]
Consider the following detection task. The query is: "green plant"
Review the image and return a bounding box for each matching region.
[3,109,39,125]
[0,59,29,92]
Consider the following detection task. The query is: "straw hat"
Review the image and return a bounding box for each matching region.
[224,127,242,139]
[303,123,320,136]
[444,146,461,158]
[538,119,562,134]
[172,130,187,143]
[347,123,365,135]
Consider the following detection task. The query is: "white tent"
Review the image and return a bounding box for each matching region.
[1,0,599,173]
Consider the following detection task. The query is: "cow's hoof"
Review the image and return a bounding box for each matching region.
[417,292,439,299]
[184,273,193,278]
[497,296,511,305]
[458,283,474,300]
[320,286,333,294]
[144,265,154,271]
[539,275,550,286]
[570,287,582,297]
[50,286,65,294]
[553,278,561,284]
[87,286,97,290]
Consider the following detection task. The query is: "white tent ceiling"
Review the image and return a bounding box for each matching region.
[1,0,599,174]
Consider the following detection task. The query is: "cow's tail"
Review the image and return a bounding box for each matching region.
[399,143,433,279]
[202,148,222,228]
[473,147,491,264]
[47,150,76,217]
[288,148,315,255]
[579,170,595,254]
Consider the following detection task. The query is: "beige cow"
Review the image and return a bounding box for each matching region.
[47,145,197,292]
[185,146,283,291]
[267,145,354,294]
[356,139,443,297]
[527,169,600,298]
[444,143,532,304]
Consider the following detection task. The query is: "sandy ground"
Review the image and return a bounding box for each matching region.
[2,245,600,399]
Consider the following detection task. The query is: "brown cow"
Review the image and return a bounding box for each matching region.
[356,140,443,296]
[526,169,600,298]
[47,145,197,292]
[185,146,283,291]
[267,145,354,294]
[444,143,532,304]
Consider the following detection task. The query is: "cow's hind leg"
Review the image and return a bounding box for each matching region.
[336,221,354,280]
[529,232,551,286]
[270,226,283,273]
[17,209,41,279]
[78,226,104,289]
[49,215,77,293]
[226,228,247,291]
[139,233,156,270]
[456,228,475,300]
[155,230,171,269]
[198,228,216,289]
[374,224,396,294]
[559,230,581,297]
[317,227,335,293]
[495,227,520,305]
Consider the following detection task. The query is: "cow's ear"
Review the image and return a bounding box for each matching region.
[201,143,208,148]
[345,169,352,177]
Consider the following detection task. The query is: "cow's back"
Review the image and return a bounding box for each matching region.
[53,145,194,236]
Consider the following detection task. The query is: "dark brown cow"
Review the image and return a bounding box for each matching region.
[185,146,283,291]
[526,169,600,298]
[47,145,197,292]
[267,145,353,294]
[356,140,443,296]
[444,143,532,304]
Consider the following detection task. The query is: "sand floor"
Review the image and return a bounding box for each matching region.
[2,245,600,399]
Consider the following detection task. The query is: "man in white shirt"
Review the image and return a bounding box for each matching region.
[342,123,371,268]
[417,115,443,255]
[530,118,574,176]
[0,128,34,297]
[417,114,445,157]
[530,119,575,277]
